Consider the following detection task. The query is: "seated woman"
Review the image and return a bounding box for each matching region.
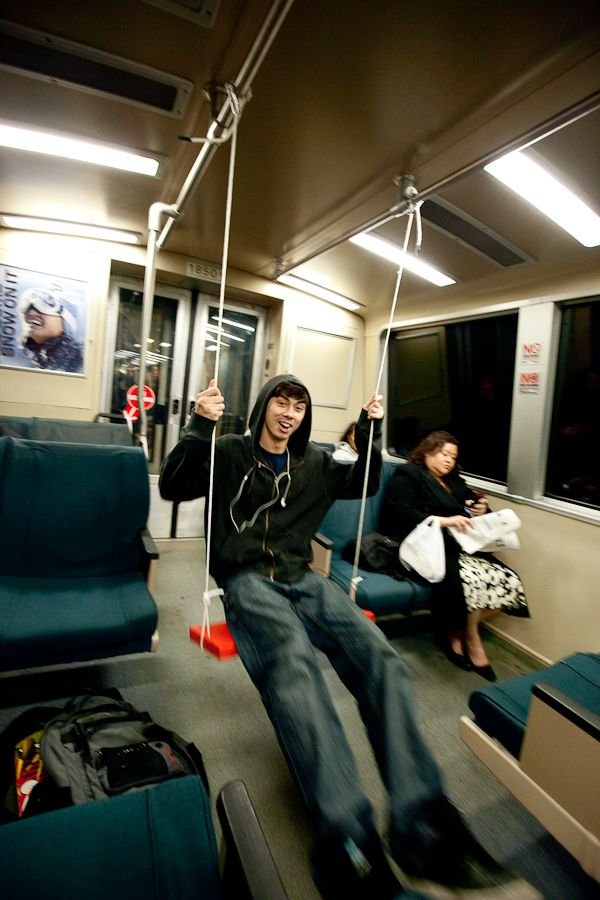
[380,430,528,681]
[333,421,358,463]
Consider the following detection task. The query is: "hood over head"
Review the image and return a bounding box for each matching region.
[248,373,312,456]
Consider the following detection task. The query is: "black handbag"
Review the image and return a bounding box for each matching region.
[342,531,402,576]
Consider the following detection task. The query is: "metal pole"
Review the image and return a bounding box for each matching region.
[138,203,178,455]
[139,0,295,454]
[157,0,295,251]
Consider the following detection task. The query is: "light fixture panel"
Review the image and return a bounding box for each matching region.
[277,274,363,311]
[485,151,600,248]
[0,214,142,244]
[0,122,164,177]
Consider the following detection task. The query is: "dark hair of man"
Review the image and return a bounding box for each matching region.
[409,430,458,467]
[273,381,310,406]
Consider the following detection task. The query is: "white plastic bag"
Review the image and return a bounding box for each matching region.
[399,516,446,582]
[449,508,521,554]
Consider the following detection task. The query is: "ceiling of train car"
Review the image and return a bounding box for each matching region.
[0,0,599,314]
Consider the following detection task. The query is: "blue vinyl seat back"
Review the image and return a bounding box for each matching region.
[0,436,149,578]
[317,461,432,615]
[0,414,132,445]
[0,776,223,900]
[0,436,158,669]
[318,461,398,559]
[468,652,600,758]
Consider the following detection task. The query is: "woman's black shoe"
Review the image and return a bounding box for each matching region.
[443,644,471,671]
[467,656,497,681]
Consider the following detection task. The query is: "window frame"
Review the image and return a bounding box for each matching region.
[381,291,600,527]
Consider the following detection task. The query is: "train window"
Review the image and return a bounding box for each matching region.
[387,313,518,482]
[545,297,600,511]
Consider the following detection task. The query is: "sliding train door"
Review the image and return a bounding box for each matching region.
[186,295,265,437]
[103,278,266,536]
[104,277,191,474]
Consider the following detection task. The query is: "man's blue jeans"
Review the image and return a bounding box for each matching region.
[223,570,446,857]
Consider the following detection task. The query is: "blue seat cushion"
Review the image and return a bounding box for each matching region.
[0,573,157,669]
[0,776,222,900]
[468,652,600,758]
[329,558,431,615]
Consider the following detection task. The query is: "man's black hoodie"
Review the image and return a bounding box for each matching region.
[159,373,382,585]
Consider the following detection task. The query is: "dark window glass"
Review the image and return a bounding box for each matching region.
[387,314,517,482]
[545,298,600,510]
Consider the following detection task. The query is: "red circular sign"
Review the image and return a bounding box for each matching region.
[126,384,156,411]
[124,385,156,422]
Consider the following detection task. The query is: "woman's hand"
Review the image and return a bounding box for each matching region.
[439,514,473,531]
[466,494,489,516]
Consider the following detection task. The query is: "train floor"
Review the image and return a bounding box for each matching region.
[1,538,596,899]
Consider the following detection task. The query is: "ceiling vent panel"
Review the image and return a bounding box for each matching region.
[141,0,221,28]
[0,19,193,118]
[421,196,534,268]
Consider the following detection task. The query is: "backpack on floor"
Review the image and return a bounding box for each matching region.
[0,688,208,821]
[0,704,67,823]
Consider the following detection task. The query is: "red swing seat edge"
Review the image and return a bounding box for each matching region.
[190,609,377,659]
[189,621,238,659]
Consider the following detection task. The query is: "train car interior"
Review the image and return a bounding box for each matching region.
[0,2,599,898]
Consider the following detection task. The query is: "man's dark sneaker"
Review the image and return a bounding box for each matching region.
[390,798,541,897]
[312,831,426,899]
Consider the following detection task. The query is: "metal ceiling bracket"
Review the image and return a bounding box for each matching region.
[392,174,419,213]
[203,80,231,122]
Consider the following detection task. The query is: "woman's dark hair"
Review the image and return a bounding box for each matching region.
[340,421,356,443]
[409,430,459,467]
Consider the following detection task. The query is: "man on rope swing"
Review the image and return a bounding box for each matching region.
[159,373,539,900]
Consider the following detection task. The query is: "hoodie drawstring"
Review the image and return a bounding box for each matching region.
[230,450,291,533]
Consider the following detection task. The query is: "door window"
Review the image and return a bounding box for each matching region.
[106,281,189,473]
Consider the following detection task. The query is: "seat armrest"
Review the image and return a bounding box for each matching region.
[140,528,159,593]
[141,527,159,559]
[519,683,600,839]
[530,683,600,741]
[310,532,333,577]
[217,780,288,900]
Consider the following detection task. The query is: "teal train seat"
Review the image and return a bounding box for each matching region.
[311,460,432,617]
[0,414,132,445]
[460,652,600,881]
[0,775,288,900]
[0,436,158,671]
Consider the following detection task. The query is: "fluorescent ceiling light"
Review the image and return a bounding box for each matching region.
[0,214,141,244]
[484,151,600,247]
[207,342,230,351]
[0,122,161,176]
[349,233,456,286]
[210,315,255,333]
[277,274,362,311]
[206,324,244,343]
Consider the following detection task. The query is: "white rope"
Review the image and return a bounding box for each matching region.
[348,200,422,601]
[200,83,243,648]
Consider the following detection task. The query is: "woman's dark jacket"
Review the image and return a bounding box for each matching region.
[159,374,382,586]
[380,462,478,551]
[380,462,480,630]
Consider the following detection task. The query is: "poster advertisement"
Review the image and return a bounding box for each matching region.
[0,265,87,375]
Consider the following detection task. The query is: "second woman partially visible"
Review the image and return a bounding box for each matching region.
[380,431,528,681]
